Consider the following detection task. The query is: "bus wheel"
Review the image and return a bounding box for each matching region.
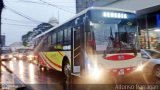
[154,65,160,78]
[63,61,71,81]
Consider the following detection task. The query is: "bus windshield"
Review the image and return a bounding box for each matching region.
[91,19,137,54]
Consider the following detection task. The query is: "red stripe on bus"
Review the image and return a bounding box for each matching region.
[58,51,63,57]
[39,53,56,70]
[45,61,56,70]
[38,53,47,65]
[44,53,62,69]
[104,54,136,61]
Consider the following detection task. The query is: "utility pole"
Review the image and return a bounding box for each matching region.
[0,0,4,75]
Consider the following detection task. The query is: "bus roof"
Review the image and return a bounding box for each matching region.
[33,7,136,40]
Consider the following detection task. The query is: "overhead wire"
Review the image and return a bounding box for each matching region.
[4,6,43,23]
[5,0,76,4]
[4,0,76,21]
[2,22,37,27]
[3,0,77,27]
[2,18,39,24]
[1,0,78,8]
[38,0,75,14]
[4,1,76,24]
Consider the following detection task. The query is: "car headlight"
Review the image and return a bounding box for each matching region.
[27,55,34,60]
[19,54,23,58]
[9,55,13,58]
[1,55,4,59]
[28,55,34,58]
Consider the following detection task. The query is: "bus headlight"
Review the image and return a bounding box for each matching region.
[91,67,102,80]
[88,64,102,80]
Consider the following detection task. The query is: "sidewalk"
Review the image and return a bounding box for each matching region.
[0,63,25,90]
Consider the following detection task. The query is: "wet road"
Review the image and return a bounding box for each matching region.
[2,59,65,84]
[2,59,160,90]
[2,59,68,90]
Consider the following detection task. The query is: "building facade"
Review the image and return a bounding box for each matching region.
[1,35,5,47]
[137,5,160,50]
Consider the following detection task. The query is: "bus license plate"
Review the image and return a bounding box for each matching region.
[118,69,124,75]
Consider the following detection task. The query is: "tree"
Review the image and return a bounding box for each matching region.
[22,23,53,46]
[22,31,33,46]
[32,23,53,37]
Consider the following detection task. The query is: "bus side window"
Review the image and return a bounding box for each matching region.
[57,30,63,44]
[42,37,48,51]
[52,33,57,45]
[64,29,68,42]
[48,35,52,46]
[63,28,71,50]
[47,32,56,51]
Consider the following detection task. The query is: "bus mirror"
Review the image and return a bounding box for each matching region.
[138,26,141,35]
[141,54,150,59]
[85,21,90,32]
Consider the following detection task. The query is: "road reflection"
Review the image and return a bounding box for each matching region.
[29,63,36,84]
[19,60,24,75]
[2,60,160,90]
[9,60,14,71]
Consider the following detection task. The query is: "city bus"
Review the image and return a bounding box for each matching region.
[33,7,142,81]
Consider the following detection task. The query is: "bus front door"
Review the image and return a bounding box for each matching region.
[72,25,85,75]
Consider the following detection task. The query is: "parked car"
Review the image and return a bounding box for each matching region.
[26,51,36,62]
[141,49,160,78]
[14,48,32,60]
[1,47,13,60]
